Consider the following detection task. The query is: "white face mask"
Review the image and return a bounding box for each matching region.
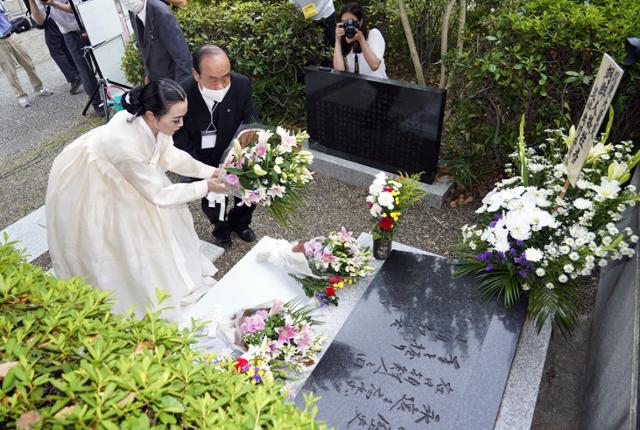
[122,0,144,13]
[199,82,231,103]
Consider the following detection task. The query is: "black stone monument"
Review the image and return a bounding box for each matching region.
[305,67,446,184]
[296,251,525,429]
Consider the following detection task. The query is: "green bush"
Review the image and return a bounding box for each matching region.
[121,1,328,127]
[0,238,326,429]
[443,0,640,169]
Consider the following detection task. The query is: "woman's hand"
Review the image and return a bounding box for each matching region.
[350,29,365,44]
[207,176,226,193]
[335,22,345,41]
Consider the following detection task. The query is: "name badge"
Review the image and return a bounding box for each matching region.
[302,2,318,19]
[201,130,217,149]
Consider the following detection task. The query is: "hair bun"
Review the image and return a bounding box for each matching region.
[122,87,144,116]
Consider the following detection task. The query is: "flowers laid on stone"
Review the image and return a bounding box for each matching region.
[367,172,427,240]
[222,127,314,227]
[293,227,375,306]
[455,120,640,333]
[233,300,325,380]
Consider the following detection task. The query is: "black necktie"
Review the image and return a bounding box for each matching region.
[136,16,145,45]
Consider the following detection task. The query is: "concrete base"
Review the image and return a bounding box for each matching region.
[306,145,453,208]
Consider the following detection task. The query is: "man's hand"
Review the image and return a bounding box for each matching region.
[206,176,226,194]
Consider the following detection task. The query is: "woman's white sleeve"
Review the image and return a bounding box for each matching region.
[161,141,217,179]
[114,155,209,207]
[368,29,386,60]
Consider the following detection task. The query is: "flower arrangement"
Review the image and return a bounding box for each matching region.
[294,227,375,306]
[222,127,314,227]
[234,300,325,377]
[367,172,427,240]
[455,117,640,333]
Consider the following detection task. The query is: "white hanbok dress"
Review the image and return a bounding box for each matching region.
[46,110,217,321]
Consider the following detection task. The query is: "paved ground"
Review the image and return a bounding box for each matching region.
[0,25,592,430]
[0,23,94,162]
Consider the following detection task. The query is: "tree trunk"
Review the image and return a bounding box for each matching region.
[456,0,466,52]
[439,0,456,89]
[397,0,426,86]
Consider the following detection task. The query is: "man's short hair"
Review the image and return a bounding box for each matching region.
[192,45,227,74]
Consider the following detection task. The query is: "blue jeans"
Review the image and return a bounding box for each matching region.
[62,30,100,110]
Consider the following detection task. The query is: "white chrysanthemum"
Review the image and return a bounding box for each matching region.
[573,198,592,210]
[522,283,530,291]
[631,235,639,243]
[525,247,543,262]
[535,268,546,277]
[546,282,555,290]
[369,203,382,217]
[598,259,608,267]
[558,274,568,283]
[559,245,570,255]
[563,264,574,273]
[469,242,477,250]
[569,252,579,261]
[377,192,395,209]
[602,236,613,246]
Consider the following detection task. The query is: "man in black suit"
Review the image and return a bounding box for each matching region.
[174,45,259,249]
[121,0,192,83]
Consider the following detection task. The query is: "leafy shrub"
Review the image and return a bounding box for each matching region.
[443,0,640,168]
[0,238,326,429]
[121,1,328,126]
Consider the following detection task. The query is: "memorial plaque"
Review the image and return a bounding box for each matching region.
[296,251,525,429]
[305,67,446,184]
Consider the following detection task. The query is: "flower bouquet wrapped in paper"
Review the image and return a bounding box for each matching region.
[223,299,325,379]
[220,126,313,228]
[293,227,375,306]
[455,116,640,333]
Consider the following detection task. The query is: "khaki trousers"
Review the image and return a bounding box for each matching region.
[0,36,43,98]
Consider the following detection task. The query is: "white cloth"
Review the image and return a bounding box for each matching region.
[46,111,217,321]
[290,0,334,20]
[344,28,387,79]
[137,0,148,24]
[34,0,80,34]
[256,239,319,279]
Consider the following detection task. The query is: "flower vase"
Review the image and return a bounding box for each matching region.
[373,236,392,260]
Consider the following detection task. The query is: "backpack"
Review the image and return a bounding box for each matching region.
[10,17,31,33]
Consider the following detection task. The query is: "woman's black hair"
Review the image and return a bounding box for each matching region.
[339,2,369,56]
[121,79,187,121]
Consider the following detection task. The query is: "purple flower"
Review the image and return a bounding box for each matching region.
[253,142,268,158]
[489,214,503,228]
[225,173,240,188]
[485,263,493,272]
[239,190,261,206]
[516,240,523,247]
[277,324,298,345]
[337,227,353,241]
[518,269,529,278]
[320,250,338,267]
[315,291,330,307]
[303,239,323,258]
[509,248,517,256]
[240,314,266,334]
[497,251,505,259]
[476,251,493,262]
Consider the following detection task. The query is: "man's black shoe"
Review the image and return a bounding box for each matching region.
[214,236,232,250]
[237,228,256,243]
[69,78,83,95]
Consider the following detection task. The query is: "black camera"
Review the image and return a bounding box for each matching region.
[343,19,360,38]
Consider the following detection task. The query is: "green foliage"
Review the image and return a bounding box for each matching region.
[364,0,449,79]
[121,35,145,87]
[444,0,640,169]
[0,238,326,429]
[121,1,328,126]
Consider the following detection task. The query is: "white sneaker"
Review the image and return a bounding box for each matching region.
[18,96,31,108]
[37,88,53,96]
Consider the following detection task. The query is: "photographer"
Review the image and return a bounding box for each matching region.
[28,0,104,115]
[332,1,387,79]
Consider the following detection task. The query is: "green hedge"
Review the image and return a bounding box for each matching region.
[0,238,326,429]
[122,0,328,127]
[443,0,640,177]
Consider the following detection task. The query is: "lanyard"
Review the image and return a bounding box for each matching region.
[354,54,360,74]
[205,101,219,132]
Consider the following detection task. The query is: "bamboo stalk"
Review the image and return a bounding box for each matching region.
[397,0,426,86]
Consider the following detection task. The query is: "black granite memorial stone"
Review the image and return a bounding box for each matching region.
[305,67,446,184]
[296,251,525,429]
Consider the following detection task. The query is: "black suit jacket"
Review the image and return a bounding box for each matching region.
[174,72,259,167]
[129,0,192,82]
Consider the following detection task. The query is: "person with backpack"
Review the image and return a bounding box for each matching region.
[0,9,53,108]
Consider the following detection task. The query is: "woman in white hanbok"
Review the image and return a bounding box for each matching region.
[46,80,227,321]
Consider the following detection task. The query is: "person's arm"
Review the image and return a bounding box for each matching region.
[354,29,384,71]
[27,0,46,24]
[241,78,260,123]
[161,141,217,179]
[157,9,192,82]
[332,22,346,71]
[43,0,73,14]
